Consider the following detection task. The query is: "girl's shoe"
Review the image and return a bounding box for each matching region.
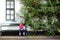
[19,33,21,36]
[23,32,25,36]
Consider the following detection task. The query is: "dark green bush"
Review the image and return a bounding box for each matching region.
[19,0,60,35]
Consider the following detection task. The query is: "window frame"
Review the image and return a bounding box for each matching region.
[6,0,15,21]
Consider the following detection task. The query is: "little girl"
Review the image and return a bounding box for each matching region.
[19,22,26,36]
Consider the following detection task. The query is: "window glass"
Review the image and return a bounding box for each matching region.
[11,1,14,5]
[11,10,14,14]
[7,5,10,8]
[7,15,10,19]
[7,10,10,14]
[11,5,14,8]
[11,15,14,19]
[7,1,10,5]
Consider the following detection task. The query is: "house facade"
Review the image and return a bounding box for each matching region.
[0,0,23,23]
[0,0,25,33]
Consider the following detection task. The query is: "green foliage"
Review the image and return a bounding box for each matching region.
[19,0,60,35]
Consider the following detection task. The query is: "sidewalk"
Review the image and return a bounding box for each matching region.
[0,36,60,40]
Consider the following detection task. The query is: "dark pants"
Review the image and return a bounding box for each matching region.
[19,30,27,36]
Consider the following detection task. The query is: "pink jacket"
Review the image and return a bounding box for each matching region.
[19,23,24,30]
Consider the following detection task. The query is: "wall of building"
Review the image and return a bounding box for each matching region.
[0,0,23,24]
[15,0,24,23]
[0,0,6,23]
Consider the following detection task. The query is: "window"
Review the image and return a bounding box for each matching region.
[6,0,15,21]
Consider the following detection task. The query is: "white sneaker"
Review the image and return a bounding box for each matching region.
[23,32,25,35]
[19,33,21,36]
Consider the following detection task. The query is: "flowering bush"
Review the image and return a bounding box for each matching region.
[19,0,60,35]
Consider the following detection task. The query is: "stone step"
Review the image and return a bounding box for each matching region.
[0,30,60,36]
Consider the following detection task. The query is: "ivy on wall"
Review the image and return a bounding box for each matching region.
[19,0,60,35]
